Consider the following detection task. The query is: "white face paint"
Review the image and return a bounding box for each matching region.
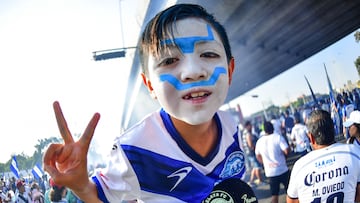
[146,18,232,125]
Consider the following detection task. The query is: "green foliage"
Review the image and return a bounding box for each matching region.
[355,30,360,43]
[0,136,61,174]
[355,31,360,78]
[355,56,360,78]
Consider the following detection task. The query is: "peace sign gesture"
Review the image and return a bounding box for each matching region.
[43,101,101,200]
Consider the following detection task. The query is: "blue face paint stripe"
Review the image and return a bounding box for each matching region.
[161,24,214,53]
[159,67,227,91]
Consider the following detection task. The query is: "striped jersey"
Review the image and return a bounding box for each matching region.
[92,109,246,202]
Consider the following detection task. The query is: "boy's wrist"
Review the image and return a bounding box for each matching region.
[73,181,102,203]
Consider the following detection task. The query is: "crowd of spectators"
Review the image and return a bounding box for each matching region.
[0,175,82,203]
[239,87,360,202]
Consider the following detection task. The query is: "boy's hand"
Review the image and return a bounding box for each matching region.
[43,101,100,193]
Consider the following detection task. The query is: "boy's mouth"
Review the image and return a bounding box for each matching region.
[183,91,211,100]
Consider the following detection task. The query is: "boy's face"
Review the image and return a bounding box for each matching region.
[142,18,234,125]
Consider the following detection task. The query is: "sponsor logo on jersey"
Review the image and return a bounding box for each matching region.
[220,151,245,178]
[167,166,192,192]
[304,166,349,187]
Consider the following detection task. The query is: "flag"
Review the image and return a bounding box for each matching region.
[10,156,20,178]
[324,63,336,104]
[304,75,318,105]
[324,63,340,135]
[32,163,44,180]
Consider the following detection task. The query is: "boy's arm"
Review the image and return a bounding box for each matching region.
[73,182,102,203]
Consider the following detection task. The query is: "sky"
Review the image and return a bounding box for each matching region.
[226,30,359,117]
[0,0,149,164]
[0,0,359,164]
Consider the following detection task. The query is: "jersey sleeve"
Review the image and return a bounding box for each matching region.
[91,141,141,202]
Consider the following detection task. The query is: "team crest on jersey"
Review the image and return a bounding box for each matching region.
[202,190,234,203]
[220,151,245,178]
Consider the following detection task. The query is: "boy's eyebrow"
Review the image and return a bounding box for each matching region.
[161,24,214,54]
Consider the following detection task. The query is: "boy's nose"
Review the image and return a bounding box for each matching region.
[180,57,208,82]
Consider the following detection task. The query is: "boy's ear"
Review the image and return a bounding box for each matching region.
[228,57,235,85]
[141,73,157,99]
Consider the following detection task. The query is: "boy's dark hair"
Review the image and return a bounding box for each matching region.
[139,4,232,75]
[306,109,335,145]
[263,121,274,134]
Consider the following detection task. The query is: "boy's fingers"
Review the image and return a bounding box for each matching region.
[80,113,100,148]
[43,143,63,174]
[53,101,74,144]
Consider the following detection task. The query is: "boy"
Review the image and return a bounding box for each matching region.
[286,110,360,202]
[43,4,252,202]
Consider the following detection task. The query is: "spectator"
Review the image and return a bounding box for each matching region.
[15,180,29,203]
[343,110,360,147]
[290,114,311,156]
[270,114,283,136]
[282,110,294,148]
[255,121,290,203]
[49,179,67,203]
[242,121,265,187]
[287,110,360,202]
[30,182,44,203]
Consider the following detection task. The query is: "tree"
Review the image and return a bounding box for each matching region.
[355,30,360,78]
[0,136,61,175]
[355,57,360,78]
[355,30,360,43]
[32,137,61,165]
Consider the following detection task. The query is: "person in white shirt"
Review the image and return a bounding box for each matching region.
[255,121,290,203]
[290,114,311,155]
[271,114,283,136]
[287,110,360,203]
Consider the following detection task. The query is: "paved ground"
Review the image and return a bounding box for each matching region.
[243,152,301,203]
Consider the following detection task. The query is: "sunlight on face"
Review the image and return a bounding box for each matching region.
[146,18,231,125]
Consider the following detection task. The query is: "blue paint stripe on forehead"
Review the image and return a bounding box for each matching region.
[161,24,214,53]
[159,67,226,90]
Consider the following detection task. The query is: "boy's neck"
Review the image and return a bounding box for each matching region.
[171,117,218,157]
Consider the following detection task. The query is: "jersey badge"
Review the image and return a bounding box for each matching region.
[220,151,245,178]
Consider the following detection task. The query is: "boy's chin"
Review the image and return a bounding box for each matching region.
[179,112,216,126]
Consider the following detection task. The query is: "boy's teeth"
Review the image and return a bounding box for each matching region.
[191,92,205,98]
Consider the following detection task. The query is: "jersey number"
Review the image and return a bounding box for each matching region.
[311,192,344,203]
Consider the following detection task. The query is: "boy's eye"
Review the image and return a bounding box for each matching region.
[201,52,219,58]
[159,57,179,67]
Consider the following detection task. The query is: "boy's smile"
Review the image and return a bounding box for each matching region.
[144,18,234,125]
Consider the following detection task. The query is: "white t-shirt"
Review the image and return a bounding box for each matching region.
[287,143,360,202]
[290,123,310,153]
[92,109,246,203]
[255,133,289,177]
[271,119,282,136]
